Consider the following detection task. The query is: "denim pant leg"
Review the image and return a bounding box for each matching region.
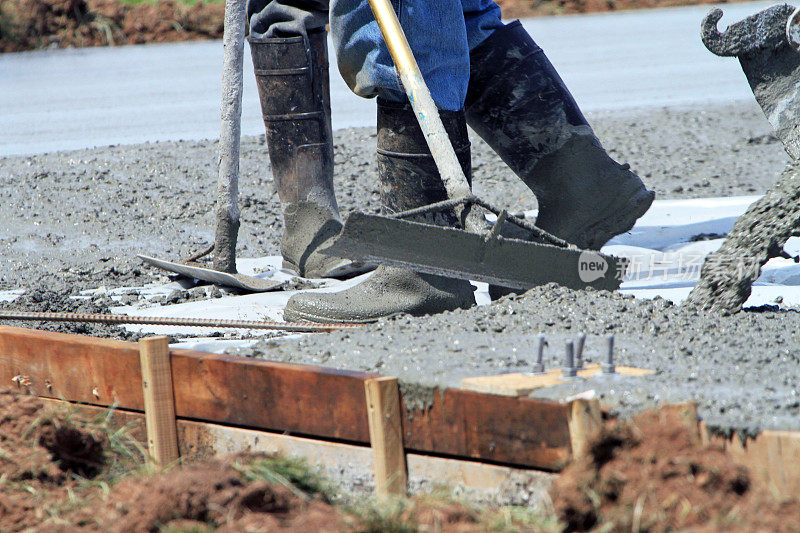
[330,0,470,111]
[247,0,328,38]
[462,0,504,51]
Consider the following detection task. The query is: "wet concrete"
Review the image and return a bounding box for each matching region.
[0,2,777,157]
[0,101,788,293]
[3,100,797,436]
[237,283,800,436]
[687,160,800,312]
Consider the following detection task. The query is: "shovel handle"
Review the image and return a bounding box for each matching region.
[367,0,473,204]
[213,0,246,273]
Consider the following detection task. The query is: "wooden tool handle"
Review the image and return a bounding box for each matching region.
[367,0,474,206]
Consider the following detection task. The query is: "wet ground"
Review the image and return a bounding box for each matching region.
[2,100,797,435]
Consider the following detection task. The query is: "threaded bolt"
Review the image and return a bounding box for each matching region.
[576,332,587,369]
[602,334,616,375]
[531,334,546,374]
[562,340,577,378]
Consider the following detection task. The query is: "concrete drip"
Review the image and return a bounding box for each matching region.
[398,381,439,415]
[686,161,800,312]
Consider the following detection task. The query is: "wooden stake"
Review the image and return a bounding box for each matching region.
[662,402,701,446]
[364,376,407,498]
[0,325,575,470]
[566,397,602,461]
[139,336,179,467]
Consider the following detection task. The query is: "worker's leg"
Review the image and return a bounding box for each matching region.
[284,98,477,323]
[329,0,470,110]
[247,0,368,278]
[463,18,655,251]
[285,0,477,323]
[461,0,504,51]
[247,0,327,38]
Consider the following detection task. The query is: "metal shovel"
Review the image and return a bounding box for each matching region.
[139,0,283,292]
[322,0,625,292]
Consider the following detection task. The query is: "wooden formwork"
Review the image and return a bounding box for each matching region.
[0,325,578,496]
[0,326,574,467]
[1,325,799,499]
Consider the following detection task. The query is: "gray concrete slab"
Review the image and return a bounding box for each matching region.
[0,1,774,157]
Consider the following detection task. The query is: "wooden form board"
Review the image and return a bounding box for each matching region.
[702,424,800,499]
[0,326,573,470]
[461,364,655,396]
[39,398,556,500]
[40,399,800,501]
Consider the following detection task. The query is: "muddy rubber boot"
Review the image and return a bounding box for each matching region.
[249,30,367,278]
[284,100,476,323]
[465,21,655,251]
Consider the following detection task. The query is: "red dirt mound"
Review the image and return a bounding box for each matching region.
[75,458,492,531]
[74,458,349,532]
[551,408,800,532]
[0,0,223,53]
[0,388,501,532]
[2,0,754,53]
[0,388,106,530]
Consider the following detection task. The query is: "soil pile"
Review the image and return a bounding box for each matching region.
[68,459,350,532]
[551,408,800,531]
[0,388,350,532]
[72,465,506,531]
[0,388,512,532]
[0,388,107,530]
[0,0,223,53]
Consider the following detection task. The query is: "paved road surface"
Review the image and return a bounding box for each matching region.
[0,1,774,157]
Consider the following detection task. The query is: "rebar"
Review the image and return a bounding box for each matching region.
[0,311,360,333]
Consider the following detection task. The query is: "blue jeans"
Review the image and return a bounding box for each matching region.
[247,0,504,111]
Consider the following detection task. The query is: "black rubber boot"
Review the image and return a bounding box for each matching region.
[465,21,655,251]
[249,30,367,278]
[284,100,476,323]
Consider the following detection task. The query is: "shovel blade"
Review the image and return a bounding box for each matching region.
[323,213,625,291]
[138,255,285,292]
